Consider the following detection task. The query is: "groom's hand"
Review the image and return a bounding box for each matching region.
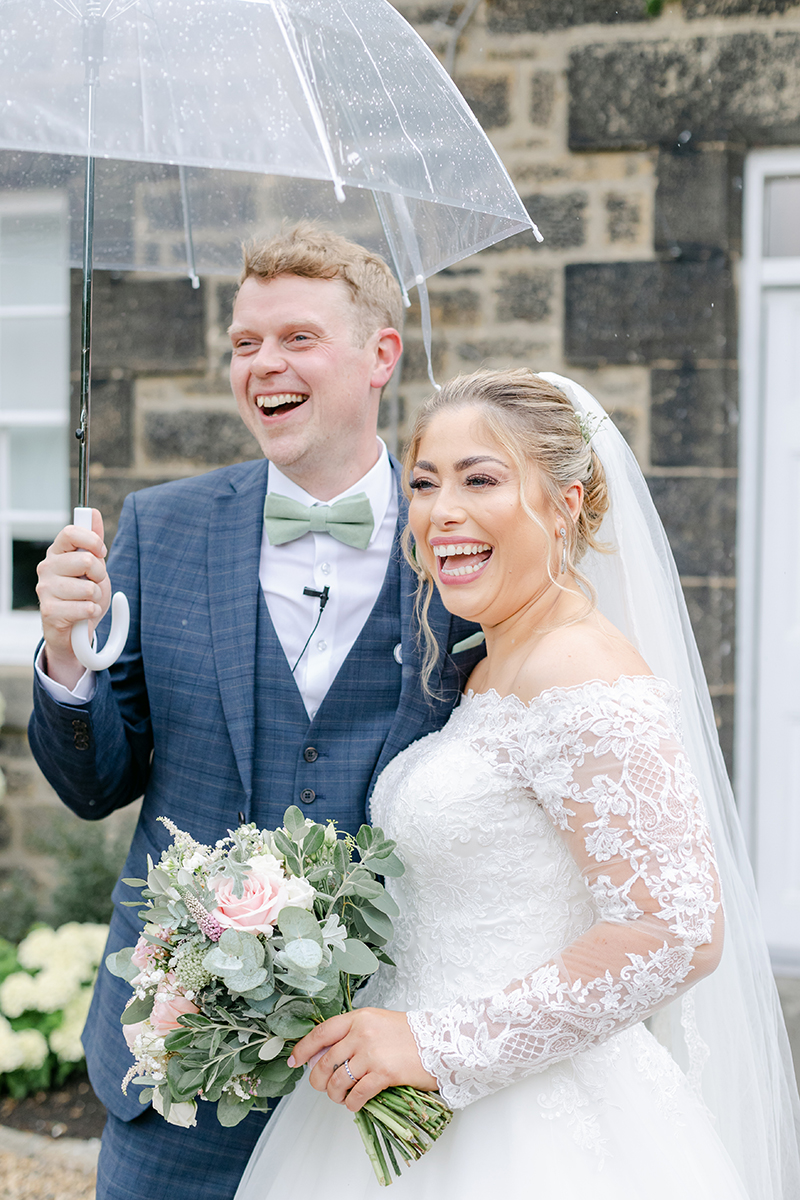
[289,1008,438,1112]
[36,509,111,688]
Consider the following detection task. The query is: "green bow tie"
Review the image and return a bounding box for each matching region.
[263,491,375,550]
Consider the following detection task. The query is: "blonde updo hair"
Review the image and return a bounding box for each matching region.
[401,369,610,693]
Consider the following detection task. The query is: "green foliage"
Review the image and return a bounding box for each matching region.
[0,870,39,944]
[645,0,664,13]
[33,814,133,927]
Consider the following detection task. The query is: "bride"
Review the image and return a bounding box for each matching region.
[235,371,800,1200]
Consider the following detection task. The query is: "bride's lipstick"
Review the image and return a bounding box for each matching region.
[430,537,493,585]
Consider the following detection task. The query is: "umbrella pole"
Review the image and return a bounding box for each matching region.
[77,6,103,510]
[70,6,130,674]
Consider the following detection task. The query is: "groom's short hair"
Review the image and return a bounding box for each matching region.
[241,222,403,345]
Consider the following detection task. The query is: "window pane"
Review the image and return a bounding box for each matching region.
[12,539,49,610]
[0,212,68,307]
[764,177,800,257]
[0,315,69,411]
[9,426,69,513]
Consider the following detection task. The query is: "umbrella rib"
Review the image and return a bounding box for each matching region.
[271,0,346,203]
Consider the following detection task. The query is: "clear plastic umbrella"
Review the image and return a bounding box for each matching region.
[0,0,539,666]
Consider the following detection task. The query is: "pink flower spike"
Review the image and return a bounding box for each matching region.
[183,891,224,941]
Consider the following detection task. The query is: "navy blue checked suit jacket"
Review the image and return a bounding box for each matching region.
[29,455,483,1123]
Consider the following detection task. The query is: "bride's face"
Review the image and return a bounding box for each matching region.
[408,405,564,627]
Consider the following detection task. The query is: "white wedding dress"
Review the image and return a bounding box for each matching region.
[235,675,749,1200]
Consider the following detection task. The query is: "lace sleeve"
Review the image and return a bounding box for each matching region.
[406,684,723,1110]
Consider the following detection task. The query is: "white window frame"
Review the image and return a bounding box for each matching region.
[737,150,800,877]
[0,192,70,664]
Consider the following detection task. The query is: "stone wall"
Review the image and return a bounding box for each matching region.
[4,0,800,909]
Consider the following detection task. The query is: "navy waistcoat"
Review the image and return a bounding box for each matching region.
[250,544,402,835]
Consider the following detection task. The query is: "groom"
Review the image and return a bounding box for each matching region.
[29,224,483,1200]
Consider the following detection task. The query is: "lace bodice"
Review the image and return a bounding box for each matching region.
[364,676,721,1112]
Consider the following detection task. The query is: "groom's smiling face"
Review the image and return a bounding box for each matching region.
[228,274,400,500]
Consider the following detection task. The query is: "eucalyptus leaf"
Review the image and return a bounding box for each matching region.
[331,938,380,976]
[280,939,324,972]
[120,994,155,1025]
[105,946,139,982]
[277,906,322,946]
[356,825,374,852]
[358,905,394,941]
[267,1011,316,1039]
[282,806,306,835]
[333,840,350,874]
[367,889,400,918]
[258,1036,285,1061]
[122,877,148,888]
[302,825,325,857]
[216,1093,254,1127]
[373,852,404,877]
[227,966,268,993]
[138,1088,154,1105]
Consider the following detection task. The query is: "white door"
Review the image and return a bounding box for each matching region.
[755,287,800,961]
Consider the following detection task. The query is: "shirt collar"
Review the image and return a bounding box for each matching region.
[265,439,394,547]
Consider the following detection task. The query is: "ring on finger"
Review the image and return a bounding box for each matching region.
[343,1058,357,1084]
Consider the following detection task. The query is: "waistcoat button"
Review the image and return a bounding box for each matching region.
[303,747,319,762]
[300,788,316,804]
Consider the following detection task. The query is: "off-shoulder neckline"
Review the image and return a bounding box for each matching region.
[463,674,679,712]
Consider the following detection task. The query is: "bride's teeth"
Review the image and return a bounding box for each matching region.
[433,543,491,557]
[256,393,309,409]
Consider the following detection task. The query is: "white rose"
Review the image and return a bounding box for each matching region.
[152,1087,197,1128]
[282,875,315,912]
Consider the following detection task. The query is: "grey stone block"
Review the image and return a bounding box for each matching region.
[455,74,510,129]
[144,412,260,466]
[487,0,647,33]
[70,378,134,470]
[683,584,736,688]
[398,339,446,383]
[72,272,206,373]
[527,193,587,251]
[564,260,735,365]
[685,0,800,14]
[530,72,556,127]
[496,271,555,323]
[568,32,800,150]
[646,474,737,577]
[456,338,546,365]
[650,367,738,468]
[605,194,642,244]
[0,669,35,729]
[656,149,743,260]
[428,288,481,326]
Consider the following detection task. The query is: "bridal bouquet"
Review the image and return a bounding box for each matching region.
[107,808,451,1186]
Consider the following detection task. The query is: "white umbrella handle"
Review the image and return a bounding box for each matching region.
[70,506,130,671]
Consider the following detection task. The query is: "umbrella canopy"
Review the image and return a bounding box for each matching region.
[0,0,538,290]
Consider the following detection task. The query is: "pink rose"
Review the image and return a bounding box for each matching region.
[149,975,200,1036]
[210,857,292,936]
[131,936,156,971]
[123,1020,145,1051]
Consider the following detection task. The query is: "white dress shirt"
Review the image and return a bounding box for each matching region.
[36,440,398,720]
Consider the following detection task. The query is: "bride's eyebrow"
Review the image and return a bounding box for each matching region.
[454,455,508,471]
[414,459,437,472]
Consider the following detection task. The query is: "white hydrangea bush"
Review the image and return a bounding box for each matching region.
[0,921,108,1096]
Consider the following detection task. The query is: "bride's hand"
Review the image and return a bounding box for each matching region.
[288,1008,438,1112]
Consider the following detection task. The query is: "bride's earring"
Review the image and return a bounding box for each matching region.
[559,528,567,574]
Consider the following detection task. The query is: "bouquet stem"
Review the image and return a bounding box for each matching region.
[352,1087,453,1186]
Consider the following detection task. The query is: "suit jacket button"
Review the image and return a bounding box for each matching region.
[300,788,316,804]
[303,747,319,763]
[72,719,90,751]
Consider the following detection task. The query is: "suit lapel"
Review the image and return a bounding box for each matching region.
[208,459,269,802]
